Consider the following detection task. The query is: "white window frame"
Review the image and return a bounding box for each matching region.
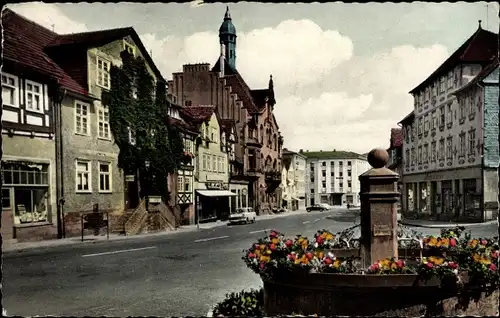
[202,154,207,170]
[184,176,191,192]
[96,56,111,89]
[2,73,19,107]
[75,160,92,193]
[212,155,217,172]
[75,101,91,136]
[123,40,136,56]
[178,176,184,193]
[98,162,112,193]
[97,105,111,140]
[25,79,44,113]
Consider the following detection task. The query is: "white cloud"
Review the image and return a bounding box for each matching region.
[9,3,451,153]
[7,3,88,34]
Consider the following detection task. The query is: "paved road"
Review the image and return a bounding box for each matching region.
[2,209,497,317]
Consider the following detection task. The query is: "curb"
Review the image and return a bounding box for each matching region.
[400,220,497,229]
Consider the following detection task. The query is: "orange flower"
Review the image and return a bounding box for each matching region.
[380,259,391,268]
[259,244,266,250]
[437,238,449,248]
[315,251,325,259]
[259,255,271,263]
[325,233,335,241]
[468,240,479,248]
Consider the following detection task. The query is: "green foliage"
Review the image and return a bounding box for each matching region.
[212,288,264,317]
[103,51,184,201]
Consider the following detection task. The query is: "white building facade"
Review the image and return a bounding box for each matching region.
[399,24,498,222]
[281,149,307,210]
[303,150,370,207]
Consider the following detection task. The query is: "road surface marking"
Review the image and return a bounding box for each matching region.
[313,218,321,223]
[302,221,310,224]
[194,235,229,243]
[82,246,156,257]
[249,228,271,234]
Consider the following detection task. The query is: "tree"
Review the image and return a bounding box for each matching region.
[102,50,184,202]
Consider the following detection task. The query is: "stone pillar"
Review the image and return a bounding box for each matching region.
[359,148,400,269]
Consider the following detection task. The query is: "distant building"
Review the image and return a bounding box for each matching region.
[281,149,307,210]
[302,150,370,207]
[387,128,403,212]
[399,22,498,222]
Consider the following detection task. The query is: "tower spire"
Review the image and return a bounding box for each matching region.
[218,6,237,69]
[224,6,231,20]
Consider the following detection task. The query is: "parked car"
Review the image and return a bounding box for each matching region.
[229,207,256,224]
[306,204,328,212]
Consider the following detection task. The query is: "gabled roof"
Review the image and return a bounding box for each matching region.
[390,128,403,149]
[168,117,198,135]
[454,60,499,95]
[398,111,415,126]
[2,9,88,96]
[212,58,260,114]
[45,27,165,82]
[180,105,216,123]
[282,148,307,159]
[410,25,498,94]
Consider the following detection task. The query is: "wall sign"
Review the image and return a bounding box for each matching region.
[372,224,392,237]
[206,181,228,190]
[125,175,135,182]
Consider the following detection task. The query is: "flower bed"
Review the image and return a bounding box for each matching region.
[232,227,499,316]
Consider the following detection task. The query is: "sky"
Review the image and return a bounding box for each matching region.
[6,2,499,154]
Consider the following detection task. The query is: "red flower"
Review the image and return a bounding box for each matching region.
[248,253,256,259]
[270,230,278,237]
[481,239,488,246]
[449,238,457,247]
[270,243,277,251]
[490,264,497,272]
[288,253,297,261]
[448,262,458,269]
[323,257,333,265]
[426,262,434,269]
[285,239,293,248]
[259,263,265,269]
[396,260,405,268]
[491,251,499,259]
[315,236,324,244]
[306,252,314,260]
[254,244,260,249]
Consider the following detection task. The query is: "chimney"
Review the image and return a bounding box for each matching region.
[299,149,303,153]
[220,43,226,78]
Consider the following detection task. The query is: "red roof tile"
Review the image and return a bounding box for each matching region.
[180,105,216,123]
[2,9,89,96]
[390,128,403,149]
[410,26,498,94]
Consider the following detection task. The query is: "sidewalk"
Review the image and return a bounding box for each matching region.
[2,221,226,253]
[400,218,498,228]
[3,210,308,253]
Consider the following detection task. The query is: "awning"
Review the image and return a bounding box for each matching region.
[196,190,237,197]
[292,197,303,201]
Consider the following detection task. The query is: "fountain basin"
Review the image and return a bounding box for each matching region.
[263,272,499,317]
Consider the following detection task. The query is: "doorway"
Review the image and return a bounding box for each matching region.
[125,180,139,210]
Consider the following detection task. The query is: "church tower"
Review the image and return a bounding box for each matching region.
[218,6,237,69]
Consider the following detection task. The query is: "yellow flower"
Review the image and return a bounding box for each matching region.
[390,262,398,270]
[333,260,341,268]
[325,233,335,241]
[271,238,279,244]
[265,249,272,255]
[380,259,391,268]
[315,251,325,259]
[437,238,449,248]
[260,255,271,263]
[473,253,491,265]
[427,237,438,247]
[428,256,444,265]
[259,244,266,250]
[255,250,261,257]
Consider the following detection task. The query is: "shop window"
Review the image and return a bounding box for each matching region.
[14,188,48,224]
[2,189,11,209]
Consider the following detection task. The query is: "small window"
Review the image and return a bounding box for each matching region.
[177,176,184,192]
[184,177,191,192]
[75,102,90,135]
[185,100,192,107]
[99,162,112,192]
[2,73,19,107]
[97,56,111,89]
[25,80,43,113]
[98,106,111,139]
[76,160,91,192]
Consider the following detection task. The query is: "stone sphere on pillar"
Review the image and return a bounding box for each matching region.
[367,148,389,169]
